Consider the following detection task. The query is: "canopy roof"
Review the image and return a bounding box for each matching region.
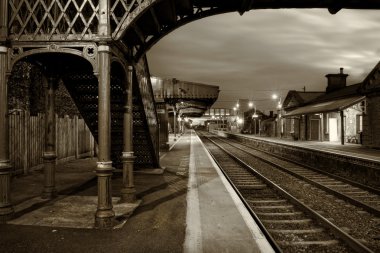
[284,96,365,117]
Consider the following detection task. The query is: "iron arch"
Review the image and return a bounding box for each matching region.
[114,0,380,62]
[8,47,98,75]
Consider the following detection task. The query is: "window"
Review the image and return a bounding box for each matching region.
[290,118,295,133]
[356,115,363,133]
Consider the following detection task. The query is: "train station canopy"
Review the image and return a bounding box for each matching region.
[284,96,365,117]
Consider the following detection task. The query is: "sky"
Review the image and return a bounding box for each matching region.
[147,9,380,112]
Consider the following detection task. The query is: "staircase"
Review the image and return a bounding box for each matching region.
[62,65,159,169]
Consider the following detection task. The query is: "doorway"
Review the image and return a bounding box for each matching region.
[329,118,338,142]
[310,119,320,141]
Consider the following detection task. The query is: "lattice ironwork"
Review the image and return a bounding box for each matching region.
[133,56,159,168]
[110,0,155,39]
[9,0,99,41]
[61,56,159,169]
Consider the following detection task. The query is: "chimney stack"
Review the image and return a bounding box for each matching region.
[325,68,348,93]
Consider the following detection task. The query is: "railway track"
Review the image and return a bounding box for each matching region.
[198,132,375,253]
[210,133,380,217]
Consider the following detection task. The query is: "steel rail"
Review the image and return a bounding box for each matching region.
[199,133,283,253]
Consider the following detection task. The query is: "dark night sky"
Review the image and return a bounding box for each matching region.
[147,9,380,112]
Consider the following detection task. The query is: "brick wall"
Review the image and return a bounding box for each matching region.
[363,96,380,148]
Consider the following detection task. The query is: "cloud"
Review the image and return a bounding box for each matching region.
[147,9,380,111]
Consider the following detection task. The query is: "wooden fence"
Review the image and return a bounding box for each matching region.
[9,110,95,174]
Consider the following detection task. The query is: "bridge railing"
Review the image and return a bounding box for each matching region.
[8,0,100,41]
[7,0,149,41]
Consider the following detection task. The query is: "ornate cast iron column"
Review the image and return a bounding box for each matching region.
[0,46,14,223]
[42,75,59,199]
[95,44,115,228]
[95,0,114,229]
[340,110,345,145]
[120,66,136,203]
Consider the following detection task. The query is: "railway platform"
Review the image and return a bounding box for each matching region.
[0,130,274,253]
[233,133,380,163]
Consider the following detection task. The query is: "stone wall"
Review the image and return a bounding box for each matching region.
[363,95,380,148]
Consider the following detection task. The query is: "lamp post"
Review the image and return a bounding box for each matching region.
[178,117,182,135]
[236,102,240,132]
[233,107,237,132]
[248,101,253,134]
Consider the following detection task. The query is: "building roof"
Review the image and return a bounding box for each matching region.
[283,90,324,110]
[282,62,380,117]
[360,61,380,93]
[297,92,325,102]
[308,83,362,104]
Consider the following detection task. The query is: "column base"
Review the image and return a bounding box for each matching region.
[94,209,115,229]
[41,188,57,199]
[0,205,14,224]
[160,143,170,152]
[119,187,136,203]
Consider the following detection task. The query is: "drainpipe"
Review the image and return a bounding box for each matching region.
[340,110,345,145]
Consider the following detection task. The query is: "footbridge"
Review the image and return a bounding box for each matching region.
[0,0,379,228]
[151,77,219,150]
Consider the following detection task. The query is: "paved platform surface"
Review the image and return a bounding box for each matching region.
[234,133,380,163]
[0,130,273,253]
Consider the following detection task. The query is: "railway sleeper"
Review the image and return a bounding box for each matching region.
[237,185,267,190]
[262,219,312,224]
[271,232,336,243]
[278,240,339,246]
[269,228,324,234]
[252,205,294,210]
[262,219,315,230]
[249,199,287,204]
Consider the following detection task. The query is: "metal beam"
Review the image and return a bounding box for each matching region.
[133,24,146,44]
[99,0,111,38]
[0,0,8,42]
[150,8,161,33]
[0,46,13,223]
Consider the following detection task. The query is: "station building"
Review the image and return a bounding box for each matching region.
[280,62,380,148]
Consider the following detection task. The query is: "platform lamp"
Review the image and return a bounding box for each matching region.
[272,94,283,137]
[236,102,240,132]
[248,100,255,134]
[252,106,259,135]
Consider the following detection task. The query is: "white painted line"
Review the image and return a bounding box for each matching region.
[169,135,182,151]
[159,135,183,160]
[196,133,275,253]
[183,131,203,253]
